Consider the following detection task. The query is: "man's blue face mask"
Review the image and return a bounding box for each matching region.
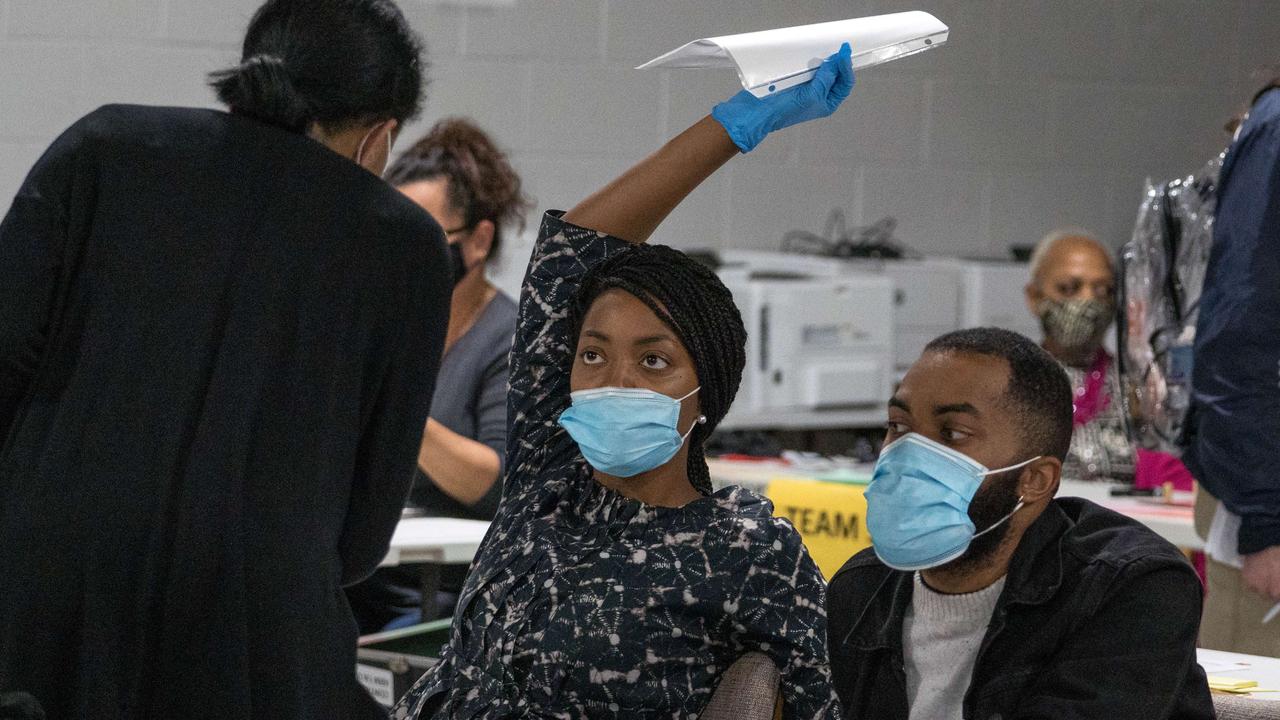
[558,387,705,478]
[864,432,1040,571]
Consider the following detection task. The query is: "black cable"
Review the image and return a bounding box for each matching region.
[780,208,920,259]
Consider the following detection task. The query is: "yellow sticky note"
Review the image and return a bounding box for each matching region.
[1208,676,1259,693]
[766,478,871,580]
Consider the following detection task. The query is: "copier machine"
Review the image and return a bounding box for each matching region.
[715,253,895,430]
[713,250,1036,430]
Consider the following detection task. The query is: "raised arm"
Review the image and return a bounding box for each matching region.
[564,42,854,243]
[501,44,856,503]
[561,116,737,243]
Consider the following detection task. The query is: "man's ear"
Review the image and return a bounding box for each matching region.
[1025,281,1044,318]
[1019,456,1061,504]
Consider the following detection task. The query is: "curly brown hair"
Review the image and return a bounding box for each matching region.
[386,117,533,262]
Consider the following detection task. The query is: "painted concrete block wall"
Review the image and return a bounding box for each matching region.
[1,0,1276,294]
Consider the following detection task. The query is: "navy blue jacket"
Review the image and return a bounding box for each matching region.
[1186,88,1280,554]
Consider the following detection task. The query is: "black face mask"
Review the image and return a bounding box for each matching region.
[449,242,467,288]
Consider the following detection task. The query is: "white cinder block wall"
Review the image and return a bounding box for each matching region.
[2,0,1277,291]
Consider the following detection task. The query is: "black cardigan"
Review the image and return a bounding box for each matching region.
[0,105,450,719]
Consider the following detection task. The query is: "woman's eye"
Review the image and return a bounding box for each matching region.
[641,354,669,370]
[581,350,604,365]
[885,421,909,436]
[941,427,972,443]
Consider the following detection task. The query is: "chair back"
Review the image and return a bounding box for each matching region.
[699,652,780,720]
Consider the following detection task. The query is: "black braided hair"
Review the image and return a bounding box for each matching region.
[572,244,747,495]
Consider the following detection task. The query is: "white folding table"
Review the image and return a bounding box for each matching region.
[380,517,491,567]
[376,517,491,622]
[1198,648,1280,701]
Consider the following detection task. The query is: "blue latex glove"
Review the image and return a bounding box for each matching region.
[711,42,855,153]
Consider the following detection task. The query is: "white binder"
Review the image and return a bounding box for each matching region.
[637,12,949,98]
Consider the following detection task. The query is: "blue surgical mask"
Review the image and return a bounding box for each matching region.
[864,433,1040,571]
[558,386,705,478]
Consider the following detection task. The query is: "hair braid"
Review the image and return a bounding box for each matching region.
[574,244,747,495]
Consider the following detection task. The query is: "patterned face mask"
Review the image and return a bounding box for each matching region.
[1037,298,1115,350]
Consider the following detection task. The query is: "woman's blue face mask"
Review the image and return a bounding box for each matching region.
[558,387,704,478]
[864,432,1040,571]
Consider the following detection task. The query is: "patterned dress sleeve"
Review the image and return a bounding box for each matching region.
[503,211,631,494]
[731,521,844,719]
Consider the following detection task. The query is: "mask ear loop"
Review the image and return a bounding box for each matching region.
[355,126,393,172]
[676,386,705,441]
[676,386,701,402]
[979,455,1042,477]
[355,129,371,166]
[972,496,1025,539]
[972,455,1041,538]
[679,414,708,442]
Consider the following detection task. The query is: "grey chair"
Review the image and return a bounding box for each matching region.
[1213,693,1280,720]
[701,652,780,720]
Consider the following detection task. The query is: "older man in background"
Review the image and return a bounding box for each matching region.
[1024,229,1134,484]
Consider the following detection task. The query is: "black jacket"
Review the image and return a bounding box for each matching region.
[827,497,1213,720]
[0,106,451,719]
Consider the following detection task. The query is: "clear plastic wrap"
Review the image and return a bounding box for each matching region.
[1117,152,1223,455]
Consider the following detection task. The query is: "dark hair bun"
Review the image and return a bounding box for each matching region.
[209,0,424,133]
[210,54,311,132]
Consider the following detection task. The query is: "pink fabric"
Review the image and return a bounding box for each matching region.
[1072,351,1112,427]
[1134,448,1196,492]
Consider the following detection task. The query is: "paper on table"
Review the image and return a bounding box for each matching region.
[637,12,948,98]
[1201,659,1253,674]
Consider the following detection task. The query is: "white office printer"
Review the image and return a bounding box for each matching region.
[711,250,1039,430]
[864,258,1040,371]
[716,252,895,430]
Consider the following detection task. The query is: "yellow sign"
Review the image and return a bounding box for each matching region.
[766,478,871,580]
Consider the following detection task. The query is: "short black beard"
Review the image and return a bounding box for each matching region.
[936,468,1022,577]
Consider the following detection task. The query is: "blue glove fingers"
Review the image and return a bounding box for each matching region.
[710,41,857,154]
[829,42,855,106]
[803,43,854,114]
[808,50,841,99]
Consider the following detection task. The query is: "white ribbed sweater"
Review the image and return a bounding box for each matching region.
[902,572,1007,720]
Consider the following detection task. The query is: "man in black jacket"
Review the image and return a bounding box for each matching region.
[828,328,1212,720]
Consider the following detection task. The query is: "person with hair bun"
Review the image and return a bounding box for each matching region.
[396,44,855,720]
[0,1,449,718]
[346,118,531,632]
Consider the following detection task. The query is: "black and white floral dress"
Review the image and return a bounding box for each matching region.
[394,212,841,719]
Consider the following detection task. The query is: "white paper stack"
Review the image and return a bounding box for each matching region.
[637,12,949,98]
